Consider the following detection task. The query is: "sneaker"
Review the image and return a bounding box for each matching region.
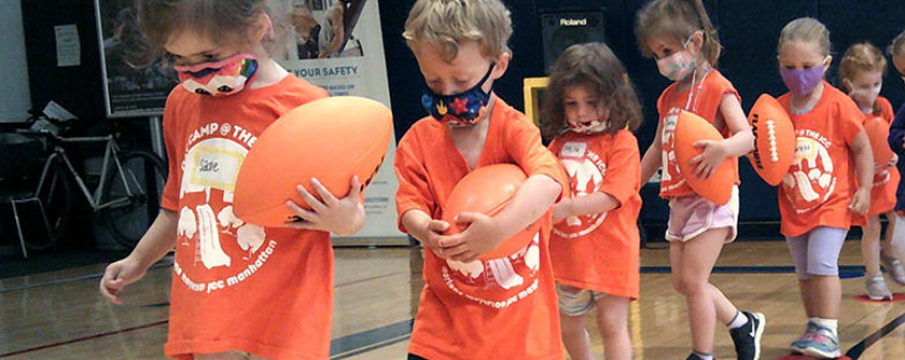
[685,353,713,360]
[798,325,841,359]
[729,311,765,360]
[866,275,893,301]
[789,322,818,353]
[881,251,905,286]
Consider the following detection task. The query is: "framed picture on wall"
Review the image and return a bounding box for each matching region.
[93,0,178,118]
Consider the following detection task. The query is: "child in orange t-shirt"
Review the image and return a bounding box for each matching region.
[839,42,905,300]
[542,42,642,360]
[775,18,874,358]
[635,1,763,360]
[98,1,365,359]
[394,1,567,359]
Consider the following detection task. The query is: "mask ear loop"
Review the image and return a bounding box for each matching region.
[263,12,275,40]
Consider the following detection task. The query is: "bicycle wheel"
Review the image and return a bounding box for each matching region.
[98,150,167,250]
[27,156,73,250]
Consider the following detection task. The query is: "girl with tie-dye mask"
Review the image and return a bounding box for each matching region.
[99,1,365,359]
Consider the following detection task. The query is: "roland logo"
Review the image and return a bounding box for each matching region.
[560,17,588,26]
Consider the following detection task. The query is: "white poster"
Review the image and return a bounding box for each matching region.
[275,0,403,241]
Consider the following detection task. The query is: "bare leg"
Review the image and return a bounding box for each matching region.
[596,295,632,360]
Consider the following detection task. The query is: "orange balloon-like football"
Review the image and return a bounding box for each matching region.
[746,94,795,186]
[864,116,893,168]
[674,111,734,205]
[443,164,541,260]
[233,96,392,227]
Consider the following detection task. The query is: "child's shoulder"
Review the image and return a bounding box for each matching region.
[273,75,330,102]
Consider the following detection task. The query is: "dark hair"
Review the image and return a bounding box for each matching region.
[135,0,286,64]
[541,42,643,140]
[635,0,721,67]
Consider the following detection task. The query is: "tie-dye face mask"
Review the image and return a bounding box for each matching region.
[174,54,259,96]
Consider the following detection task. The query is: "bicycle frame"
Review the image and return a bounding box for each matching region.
[35,135,137,212]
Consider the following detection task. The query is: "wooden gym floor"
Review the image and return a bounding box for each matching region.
[2,240,904,360]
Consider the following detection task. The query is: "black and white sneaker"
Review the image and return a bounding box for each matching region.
[685,353,712,360]
[729,311,766,360]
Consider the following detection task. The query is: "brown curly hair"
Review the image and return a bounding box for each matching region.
[134,0,288,66]
[541,42,643,140]
[839,42,887,116]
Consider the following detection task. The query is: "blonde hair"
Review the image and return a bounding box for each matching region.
[777,17,831,56]
[839,42,886,115]
[542,43,643,140]
[889,29,905,57]
[402,0,513,62]
[635,0,722,67]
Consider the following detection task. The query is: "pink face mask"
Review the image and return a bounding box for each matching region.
[174,54,259,96]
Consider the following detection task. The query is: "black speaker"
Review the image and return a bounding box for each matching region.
[540,10,605,74]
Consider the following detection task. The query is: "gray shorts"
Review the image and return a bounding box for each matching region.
[556,283,607,317]
[785,226,848,279]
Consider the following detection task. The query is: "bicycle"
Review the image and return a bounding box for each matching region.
[14,121,167,252]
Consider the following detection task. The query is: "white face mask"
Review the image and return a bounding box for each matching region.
[845,78,882,109]
[656,35,697,81]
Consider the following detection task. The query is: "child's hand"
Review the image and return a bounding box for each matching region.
[422,219,450,258]
[438,212,505,263]
[552,199,572,222]
[849,187,871,216]
[99,256,147,305]
[689,139,728,179]
[285,176,365,236]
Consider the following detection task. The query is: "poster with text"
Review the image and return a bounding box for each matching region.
[94,0,178,118]
[276,0,403,239]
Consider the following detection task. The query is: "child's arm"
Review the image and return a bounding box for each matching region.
[888,104,905,156]
[850,129,874,215]
[100,209,178,304]
[689,94,754,178]
[555,133,640,221]
[440,174,562,263]
[639,120,664,185]
[285,176,366,236]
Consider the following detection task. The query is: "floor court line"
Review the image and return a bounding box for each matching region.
[0,320,169,358]
[845,310,905,359]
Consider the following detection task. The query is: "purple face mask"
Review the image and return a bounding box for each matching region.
[780,65,825,96]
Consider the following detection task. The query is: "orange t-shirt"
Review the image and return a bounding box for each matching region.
[777,82,865,237]
[548,129,641,299]
[656,70,741,198]
[394,98,568,360]
[160,75,332,360]
[866,96,899,217]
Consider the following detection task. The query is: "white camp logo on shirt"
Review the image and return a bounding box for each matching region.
[661,109,682,186]
[782,134,836,213]
[172,123,277,295]
[441,232,541,309]
[553,141,608,239]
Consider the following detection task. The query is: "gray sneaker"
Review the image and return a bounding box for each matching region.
[790,322,817,353]
[798,325,841,359]
[880,251,905,286]
[866,275,893,301]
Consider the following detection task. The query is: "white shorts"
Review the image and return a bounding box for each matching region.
[666,186,739,243]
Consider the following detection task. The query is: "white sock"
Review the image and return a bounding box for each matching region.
[693,351,713,360]
[812,317,838,335]
[727,310,749,329]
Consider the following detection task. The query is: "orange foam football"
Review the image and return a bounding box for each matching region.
[233,96,392,227]
[864,116,893,167]
[674,111,734,205]
[443,164,542,260]
[746,94,795,186]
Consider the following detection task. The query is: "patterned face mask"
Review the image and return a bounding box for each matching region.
[421,64,495,126]
[174,54,259,97]
[566,119,611,134]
